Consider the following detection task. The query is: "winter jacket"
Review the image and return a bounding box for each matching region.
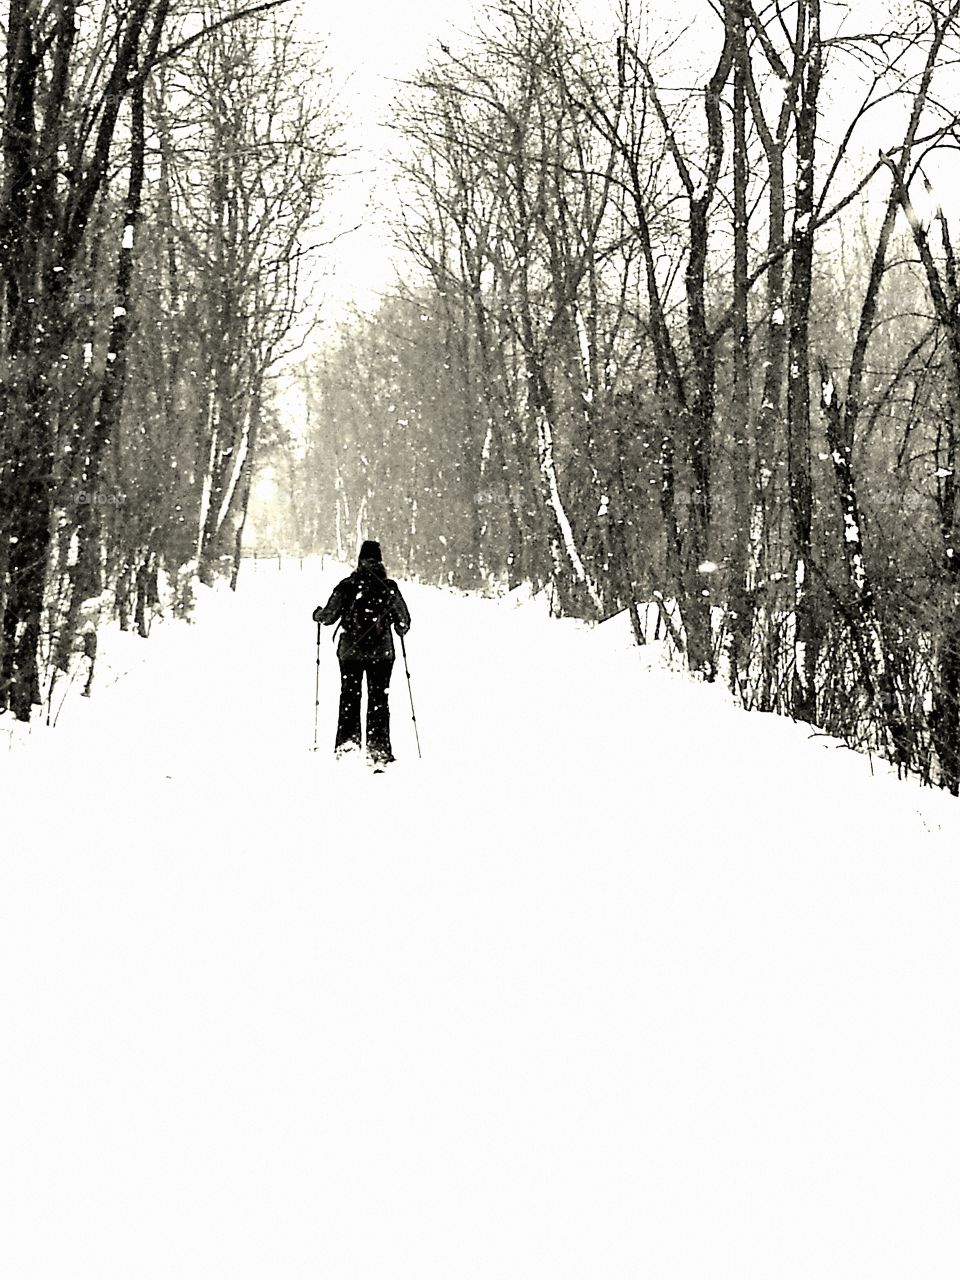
[313,559,411,662]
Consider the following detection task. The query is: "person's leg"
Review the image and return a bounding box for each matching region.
[335,661,363,753]
[365,659,395,763]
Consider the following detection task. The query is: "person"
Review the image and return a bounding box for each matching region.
[313,540,411,768]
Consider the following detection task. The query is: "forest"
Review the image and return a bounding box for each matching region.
[4,0,960,796]
[286,0,960,794]
[0,0,338,719]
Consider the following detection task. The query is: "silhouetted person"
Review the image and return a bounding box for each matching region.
[313,541,411,768]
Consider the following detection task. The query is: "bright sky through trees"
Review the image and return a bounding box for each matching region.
[301,0,477,317]
[302,0,960,321]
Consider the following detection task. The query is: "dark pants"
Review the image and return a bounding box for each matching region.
[335,658,395,762]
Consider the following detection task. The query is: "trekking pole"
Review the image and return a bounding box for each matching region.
[399,633,421,758]
[313,621,322,750]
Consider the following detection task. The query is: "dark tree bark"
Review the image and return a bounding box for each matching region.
[785,0,823,722]
[726,9,753,693]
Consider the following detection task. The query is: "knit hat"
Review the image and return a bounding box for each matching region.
[358,539,382,563]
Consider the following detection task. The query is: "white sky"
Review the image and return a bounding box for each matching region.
[299,0,489,321]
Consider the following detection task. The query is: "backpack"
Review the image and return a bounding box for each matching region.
[339,573,394,651]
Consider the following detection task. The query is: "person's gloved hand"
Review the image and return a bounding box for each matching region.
[312,606,323,623]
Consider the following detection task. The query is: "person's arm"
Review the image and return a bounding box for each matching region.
[312,582,347,625]
[390,583,411,635]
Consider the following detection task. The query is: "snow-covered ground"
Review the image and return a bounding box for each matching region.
[2,556,959,1280]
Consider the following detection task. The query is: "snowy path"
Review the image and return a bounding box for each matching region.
[2,559,960,1280]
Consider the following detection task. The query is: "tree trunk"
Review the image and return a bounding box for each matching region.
[786,0,822,722]
[727,16,753,693]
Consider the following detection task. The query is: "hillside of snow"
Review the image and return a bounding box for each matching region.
[2,557,959,1280]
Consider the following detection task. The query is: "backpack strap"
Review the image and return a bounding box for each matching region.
[330,576,360,644]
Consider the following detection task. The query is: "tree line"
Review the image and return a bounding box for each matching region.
[294,0,960,794]
[0,0,337,722]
